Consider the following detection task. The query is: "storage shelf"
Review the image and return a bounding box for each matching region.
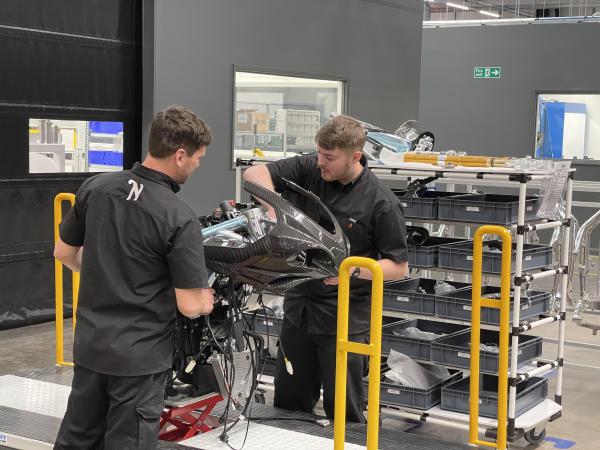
[381,399,561,430]
[382,309,553,331]
[405,217,549,227]
[411,264,555,276]
[234,158,572,442]
[383,309,483,327]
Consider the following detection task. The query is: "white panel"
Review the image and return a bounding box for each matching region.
[562,112,586,159]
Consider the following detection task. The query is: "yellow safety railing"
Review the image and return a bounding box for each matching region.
[470,226,512,450]
[54,193,79,367]
[334,257,383,450]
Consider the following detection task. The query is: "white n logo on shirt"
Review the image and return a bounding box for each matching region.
[126,179,144,201]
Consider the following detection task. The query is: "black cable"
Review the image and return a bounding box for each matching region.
[245,293,270,378]
[220,329,259,449]
[213,282,282,450]
[261,304,289,372]
[219,286,271,450]
[219,281,239,444]
[221,284,256,432]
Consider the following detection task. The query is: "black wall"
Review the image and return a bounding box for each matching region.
[0,0,143,329]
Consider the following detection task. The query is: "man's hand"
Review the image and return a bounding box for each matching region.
[176,287,215,318]
[323,277,339,285]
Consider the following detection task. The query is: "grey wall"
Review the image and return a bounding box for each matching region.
[419,22,600,177]
[419,23,600,240]
[150,0,423,213]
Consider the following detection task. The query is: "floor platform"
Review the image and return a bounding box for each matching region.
[0,374,470,450]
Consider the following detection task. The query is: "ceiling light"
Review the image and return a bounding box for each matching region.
[479,10,500,18]
[447,2,470,10]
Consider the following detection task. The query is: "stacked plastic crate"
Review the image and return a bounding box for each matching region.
[374,189,552,424]
[275,109,320,149]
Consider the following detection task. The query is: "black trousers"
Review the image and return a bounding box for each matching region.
[54,364,169,450]
[273,318,368,423]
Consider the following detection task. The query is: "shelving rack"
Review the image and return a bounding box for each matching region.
[235,158,573,448]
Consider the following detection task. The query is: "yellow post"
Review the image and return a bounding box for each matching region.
[54,193,77,367]
[334,256,383,450]
[469,225,511,450]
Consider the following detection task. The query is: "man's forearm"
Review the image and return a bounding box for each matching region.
[242,165,277,218]
[352,259,408,281]
[60,248,83,273]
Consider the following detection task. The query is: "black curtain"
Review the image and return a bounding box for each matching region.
[0,0,143,329]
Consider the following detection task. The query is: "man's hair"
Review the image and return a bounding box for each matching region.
[148,105,213,158]
[315,115,366,153]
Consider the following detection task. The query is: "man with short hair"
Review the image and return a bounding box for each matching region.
[53,105,214,449]
[244,115,409,422]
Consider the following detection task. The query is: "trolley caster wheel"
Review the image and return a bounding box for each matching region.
[524,428,546,445]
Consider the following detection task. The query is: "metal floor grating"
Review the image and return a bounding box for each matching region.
[0,375,69,419]
[0,405,62,445]
[182,421,367,450]
[0,406,198,450]
[16,367,74,387]
[0,375,470,450]
[239,404,470,450]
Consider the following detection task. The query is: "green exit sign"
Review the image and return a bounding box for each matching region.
[474,67,501,79]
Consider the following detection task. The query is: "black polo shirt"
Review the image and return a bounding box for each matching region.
[267,153,408,335]
[59,163,209,376]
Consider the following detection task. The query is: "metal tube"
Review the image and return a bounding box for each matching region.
[242,208,266,238]
[366,261,384,450]
[73,272,79,336]
[235,164,242,204]
[524,268,563,282]
[522,315,560,331]
[333,260,351,450]
[334,257,383,450]
[497,229,512,450]
[54,193,76,368]
[470,225,511,450]
[508,182,527,435]
[201,216,248,238]
[572,207,600,318]
[556,176,573,402]
[509,221,562,232]
[531,220,563,231]
[520,363,558,380]
[469,232,484,446]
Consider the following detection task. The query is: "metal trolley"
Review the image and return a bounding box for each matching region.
[235,159,572,449]
[367,164,572,449]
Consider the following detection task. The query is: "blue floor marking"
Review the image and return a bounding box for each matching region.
[545,436,576,448]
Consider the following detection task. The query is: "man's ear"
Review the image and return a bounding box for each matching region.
[353,150,362,162]
[174,148,186,166]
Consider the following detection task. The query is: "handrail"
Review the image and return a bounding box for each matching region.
[53,193,79,367]
[470,225,512,449]
[333,257,383,450]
